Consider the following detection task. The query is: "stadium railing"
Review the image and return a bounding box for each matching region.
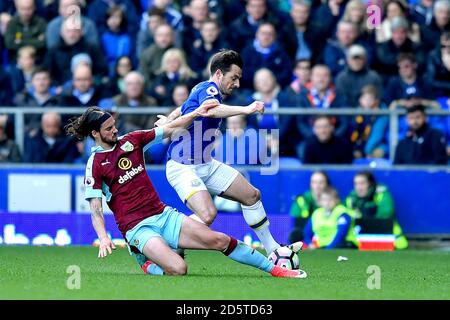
[0,106,449,164]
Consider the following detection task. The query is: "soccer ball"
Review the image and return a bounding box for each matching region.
[268,246,300,270]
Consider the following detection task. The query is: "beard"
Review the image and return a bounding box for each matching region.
[100,132,118,147]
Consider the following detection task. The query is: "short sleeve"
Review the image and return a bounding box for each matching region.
[198,84,220,106]
[85,154,103,200]
[125,129,159,148]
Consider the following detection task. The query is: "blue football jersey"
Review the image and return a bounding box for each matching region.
[167,81,223,164]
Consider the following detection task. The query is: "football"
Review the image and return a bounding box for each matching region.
[268,246,300,270]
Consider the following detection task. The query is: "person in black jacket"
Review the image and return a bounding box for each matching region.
[426,32,450,98]
[23,111,80,163]
[240,22,293,89]
[302,115,353,164]
[394,105,448,165]
[43,18,108,85]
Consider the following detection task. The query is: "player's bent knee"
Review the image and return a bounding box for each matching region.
[198,206,217,225]
[165,261,187,276]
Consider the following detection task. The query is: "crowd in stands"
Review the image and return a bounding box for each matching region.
[0,0,448,165]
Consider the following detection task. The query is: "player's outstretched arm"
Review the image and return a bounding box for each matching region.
[197,100,265,118]
[160,100,219,139]
[89,198,116,258]
[154,106,182,127]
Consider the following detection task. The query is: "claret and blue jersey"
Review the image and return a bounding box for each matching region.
[167,81,223,164]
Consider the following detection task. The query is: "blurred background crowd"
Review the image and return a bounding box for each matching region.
[0,0,448,165]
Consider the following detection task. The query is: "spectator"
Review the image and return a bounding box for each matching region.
[228,0,296,57]
[13,67,59,133]
[103,55,133,97]
[46,0,99,49]
[139,0,183,33]
[245,68,294,132]
[288,58,312,96]
[350,85,389,159]
[58,63,106,128]
[342,0,375,47]
[240,22,293,89]
[302,115,354,164]
[290,0,327,64]
[23,111,80,163]
[345,171,408,249]
[323,20,360,77]
[427,31,450,98]
[0,114,21,162]
[136,7,166,58]
[376,0,421,43]
[288,171,331,243]
[312,0,349,39]
[386,53,438,109]
[394,104,448,164]
[410,0,435,26]
[139,23,174,85]
[374,16,426,83]
[113,71,158,132]
[8,45,36,94]
[149,48,198,106]
[4,0,46,62]
[189,18,227,78]
[181,0,210,55]
[179,0,225,24]
[303,186,358,249]
[387,53,441,139]
[420,0,450,52]
[87,0,139,39]
[44,18,108,85]
[335,44,382,108]
[171,83,189,107]
[100,5,133,75]
[295,65,349,142]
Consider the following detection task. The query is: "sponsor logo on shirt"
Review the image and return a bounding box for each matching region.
[118,157,132,170]
[118,164,144,184]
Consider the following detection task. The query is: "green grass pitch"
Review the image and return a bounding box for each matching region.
[1,246,449,300]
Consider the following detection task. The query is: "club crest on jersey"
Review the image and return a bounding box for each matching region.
[191,179,202,187]
[85,177,95,187]
[118,157,132,170]
[134,239,139,246]
[206,86,218,96]
[121,141,134,152]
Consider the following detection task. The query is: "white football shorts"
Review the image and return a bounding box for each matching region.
[166,158,240,203]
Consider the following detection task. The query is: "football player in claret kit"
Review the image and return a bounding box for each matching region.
[65,106,307,278]
[158,49,301,256]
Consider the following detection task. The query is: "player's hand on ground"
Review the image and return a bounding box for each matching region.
[154,115,168,127]
[98,237,116,258]
[196,99,220,117]
[248,101,265,115]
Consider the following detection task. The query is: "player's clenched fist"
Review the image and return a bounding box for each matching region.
[248,101,265,115]
[98,237,116,258]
